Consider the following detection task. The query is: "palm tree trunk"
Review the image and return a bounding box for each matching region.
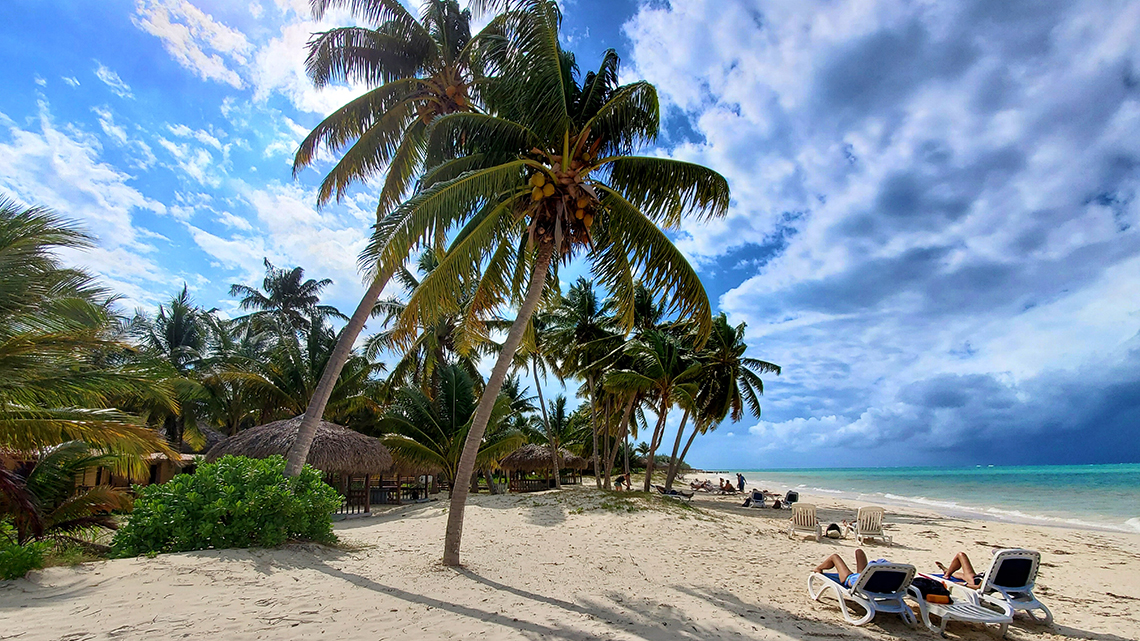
[532,363,560,489]
[603,396,612,490]
[623,430,631,477]
[674,420,704,484]
[443,240,554,567]
[664,409,691,490]
[604,395,635,487]
[586,376,601,488]
[284,274,387,477]
[642,401,669,492]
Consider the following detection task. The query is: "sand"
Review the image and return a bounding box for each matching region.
[2,485,1138,641]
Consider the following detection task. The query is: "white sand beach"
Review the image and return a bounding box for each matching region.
[3,486,1137,641]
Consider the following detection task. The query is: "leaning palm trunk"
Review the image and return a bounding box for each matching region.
[533,365,561,489]
[443,241,554,566]
[284,275,387,477]
[641,403,669,492]
[587,377,601,488]
[663,409,691,490]
[604,395,635,487]
[670,419,704,489]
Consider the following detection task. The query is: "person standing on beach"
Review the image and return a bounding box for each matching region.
[737,473,746,492]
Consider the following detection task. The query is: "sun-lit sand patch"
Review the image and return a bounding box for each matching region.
[4,486,1137,640]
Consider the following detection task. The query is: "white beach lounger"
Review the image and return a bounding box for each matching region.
[808,562,917,626]
[788,503,822,541]
[910,574,1014,637]
[748,489,766,508]
[854,506,892,546]
[934,549,1053,625]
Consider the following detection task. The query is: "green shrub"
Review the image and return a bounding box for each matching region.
[111,455,342,557]
[0,540,49,580]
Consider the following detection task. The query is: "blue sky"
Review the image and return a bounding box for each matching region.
[2,1,1139,468]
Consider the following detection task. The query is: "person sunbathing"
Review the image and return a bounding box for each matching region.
[935,552,986,589]
[814,549,890,588]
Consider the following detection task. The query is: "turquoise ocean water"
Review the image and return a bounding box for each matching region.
[711,464,1140,534]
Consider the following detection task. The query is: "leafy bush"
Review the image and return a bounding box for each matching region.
[111,455,341,557]
[0,540,49,580]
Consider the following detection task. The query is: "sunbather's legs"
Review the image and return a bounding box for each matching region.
[936,552,980,587]
[854,548,869,572]
[814,554,854,584]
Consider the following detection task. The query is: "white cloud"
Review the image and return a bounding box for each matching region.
[62,76,81,87]
[132,0,251,88]
[625,0,1140,461]
[185,182,376,306]
[93,61,135,99]
[0,103,174,307]
[92,106,158,169]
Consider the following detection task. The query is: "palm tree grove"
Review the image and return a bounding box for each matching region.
[1,0,778,574]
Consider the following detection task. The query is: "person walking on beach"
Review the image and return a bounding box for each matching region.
[736,473,746,492]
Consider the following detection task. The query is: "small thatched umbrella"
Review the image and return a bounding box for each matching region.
[205,415,392,477]
[500,444,586,473]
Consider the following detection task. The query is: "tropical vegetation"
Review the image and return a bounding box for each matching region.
[2,0,782,575]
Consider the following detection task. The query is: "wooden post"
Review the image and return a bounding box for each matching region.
[364,474,371,513]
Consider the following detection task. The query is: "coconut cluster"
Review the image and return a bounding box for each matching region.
[416,75,469,123]
[526,141,602,255]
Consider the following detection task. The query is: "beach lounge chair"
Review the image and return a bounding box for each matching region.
[653,484,694,501]
[788,504,822,541]
[854,506,892,546]
[808,562,918,626]
[910,575,1014,637]
[933,549,1053,625]
[748,489,766,508]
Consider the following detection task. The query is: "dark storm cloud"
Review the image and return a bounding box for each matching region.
[628,0,1140,465]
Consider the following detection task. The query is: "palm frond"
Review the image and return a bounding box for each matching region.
[591,186,713,340]
[601,157,730,227]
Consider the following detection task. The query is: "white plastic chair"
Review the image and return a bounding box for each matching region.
[808,562,918,626]
[788,503,822,541]
[855,506,893,546]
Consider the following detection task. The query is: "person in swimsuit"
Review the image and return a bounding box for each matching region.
[936,552,986,589]
[813,549,890,588]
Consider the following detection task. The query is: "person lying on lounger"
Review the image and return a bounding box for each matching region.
[813,549,890,588]
[935,552,986,589]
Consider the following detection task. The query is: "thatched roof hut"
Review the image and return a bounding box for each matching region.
[500,443,587,473]
[205,415,392,476]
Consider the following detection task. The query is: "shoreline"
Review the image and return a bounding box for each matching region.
[685,466,1140,535]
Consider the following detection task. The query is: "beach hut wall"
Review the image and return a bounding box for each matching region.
[205,415,392,476]
[500,444,587,473]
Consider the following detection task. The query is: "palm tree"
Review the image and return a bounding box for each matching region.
[229,259,344,332]
[368,1,728,563]
[365,249,491,398]
[130,286,216,449]
[663,313,780,489]
[378,365,523,496]
[232,315,384,427]
[605,330,701,491]
[285,0,506,477]
[512,310,561,485]
[549,278,619,487]
[2,441,133,546]
[0,199,175,458]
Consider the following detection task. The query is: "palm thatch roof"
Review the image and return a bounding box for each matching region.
[388,456,443,478]
[205,415,392,476]
[500,444,587,473]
